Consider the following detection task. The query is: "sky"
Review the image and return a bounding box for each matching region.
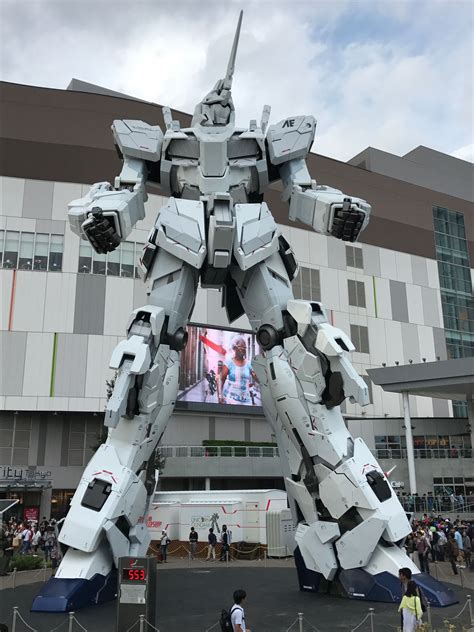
[0,0,472,163]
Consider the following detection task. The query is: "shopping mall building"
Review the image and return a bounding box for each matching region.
[0,80,473,520]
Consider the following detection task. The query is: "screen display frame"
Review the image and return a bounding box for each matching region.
[175,322,264,415]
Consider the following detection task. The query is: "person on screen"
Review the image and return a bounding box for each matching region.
[217,335,257,405]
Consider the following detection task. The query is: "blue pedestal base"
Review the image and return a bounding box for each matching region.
[294,547,459,607]
[31,569,117,612]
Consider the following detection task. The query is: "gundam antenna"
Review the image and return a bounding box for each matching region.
[223,10,243,90]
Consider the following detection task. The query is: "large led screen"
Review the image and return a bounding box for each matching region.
[177,326,261,407]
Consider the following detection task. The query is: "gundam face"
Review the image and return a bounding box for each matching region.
[33,10,457,613]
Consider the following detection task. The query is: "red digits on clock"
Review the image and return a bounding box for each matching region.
[127,569,145,580]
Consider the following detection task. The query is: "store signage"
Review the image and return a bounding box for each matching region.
[0,466,52,482]
[24,506,40,522]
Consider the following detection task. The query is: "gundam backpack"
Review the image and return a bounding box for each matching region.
[220,605,242,632]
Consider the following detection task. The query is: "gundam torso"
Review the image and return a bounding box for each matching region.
[160,124,266,201]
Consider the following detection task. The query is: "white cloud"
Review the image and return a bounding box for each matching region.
[0,0,472,163]
[451,143,474,163]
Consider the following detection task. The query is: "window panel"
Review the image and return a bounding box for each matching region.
[355,249,364,269]
[0,429,13,447]
[107,244,121,276]
[49,234,63,271]
[121,241,134,278]
[34,233,49,270]
[69,432,85,449]
[0,229,4,266]
[3,231,19,269]
[15,418,32,431]
[12,448,28,464]
[0,418,14,429]
[18,232,34,269]
[92,251,107,275]
[68,450,84,466]
[348,280,357,306]
[13,429,30,449]
[357,281,366,308]
[135,243,144,278]
[78,241,93,273]
[0,448,11,463]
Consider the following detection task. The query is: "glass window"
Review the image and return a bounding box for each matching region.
[18,232,34,270]
[107,244,121,276]
[301,266,311,300]
[135,243,144,278]
[48,234,63,271]
[3,231,19,269]
[310,268,320,301]
[121,241,134,278]
[350,324,369,353]
[34,233,49,270]
[93,251,107,275]
[346,245,363,269]
[0,229,4,267]
[78,241,92,273]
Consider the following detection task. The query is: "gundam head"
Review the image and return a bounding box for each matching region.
[191,11,242,128]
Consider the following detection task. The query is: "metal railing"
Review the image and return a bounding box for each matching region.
[159,445,473,460]
[397,496,474,514]
[159,445,279,458]
[375,447,472,460]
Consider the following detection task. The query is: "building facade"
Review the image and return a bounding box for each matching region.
[1,81,473,519]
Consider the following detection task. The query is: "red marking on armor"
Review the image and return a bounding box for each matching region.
[104,470,113,475]
[221,505,238,514]
[265,499,271,511]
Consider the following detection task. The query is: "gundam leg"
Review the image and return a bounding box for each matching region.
[32,249,198,612]
[232,250,457,607]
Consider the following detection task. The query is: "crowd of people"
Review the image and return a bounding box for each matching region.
[0,516,61,576]
[405,514,473,576]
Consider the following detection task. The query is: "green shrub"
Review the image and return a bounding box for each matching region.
[11,554,45,571]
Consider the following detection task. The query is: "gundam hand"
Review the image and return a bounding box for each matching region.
[288,184,371,243]
[68,179,146,253]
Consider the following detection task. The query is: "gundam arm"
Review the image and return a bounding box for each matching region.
[68,119,163,253]
[266,116,371,243]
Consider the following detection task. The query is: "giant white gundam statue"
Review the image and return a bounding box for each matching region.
[33,11,456,612]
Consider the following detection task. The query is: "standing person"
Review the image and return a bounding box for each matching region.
[462,529,471,569]
[217,336,257,405]
[160,530,169,563]
[20,523,32,555]
[446,534,460,575]
[189,527,198,560]
[415,531,430,574]
[220,525,230,562]
[398,580,423,632]
[230,589,251,632]
[43,527,55,562]
[207,527,217,561]
[32,527,42,554]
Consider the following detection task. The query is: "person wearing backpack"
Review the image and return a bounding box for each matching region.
[220,589,251,632]
[398,580,423,632]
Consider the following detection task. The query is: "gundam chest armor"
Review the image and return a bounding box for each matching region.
[32,11,456,613]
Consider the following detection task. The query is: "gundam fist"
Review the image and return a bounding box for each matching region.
[289,184,371,243]
[82,209,121,254]
[68,181,146,253]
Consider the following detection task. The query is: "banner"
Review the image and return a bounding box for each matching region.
[177,326,261,407]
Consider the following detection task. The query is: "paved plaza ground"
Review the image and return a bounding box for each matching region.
[1,560,473,631]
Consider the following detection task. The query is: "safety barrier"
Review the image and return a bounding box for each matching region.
[3,563,51,589]
[6,598,474,631]
[147,542,292,561]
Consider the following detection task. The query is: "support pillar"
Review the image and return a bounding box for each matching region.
[205,477,211,490]
[402,391,417,494]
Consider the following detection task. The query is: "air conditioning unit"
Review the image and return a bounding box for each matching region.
[266,509,296,558]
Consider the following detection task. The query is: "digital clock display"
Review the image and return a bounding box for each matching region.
[122,568,147,582]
